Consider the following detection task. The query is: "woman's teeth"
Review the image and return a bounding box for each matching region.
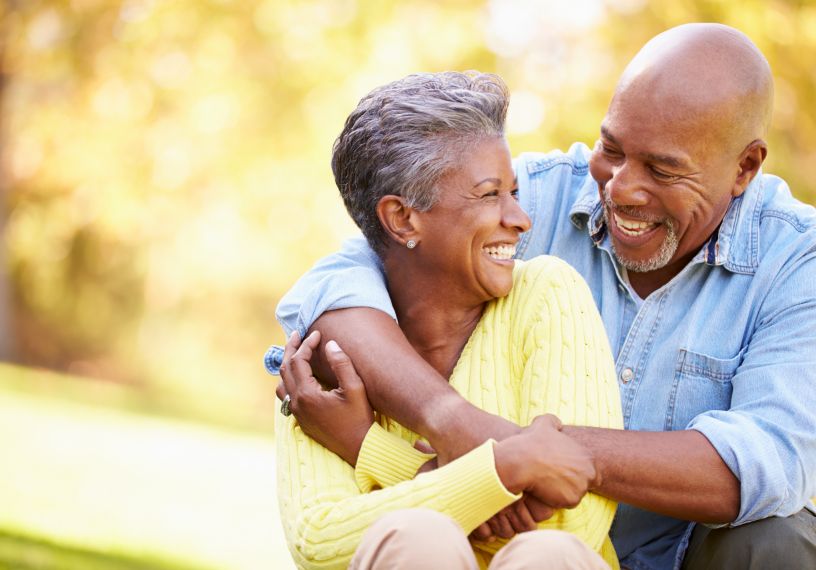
[483,244,515,260]
[614,213,658,236]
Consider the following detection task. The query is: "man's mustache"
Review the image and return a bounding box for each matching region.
[601,187,674,228]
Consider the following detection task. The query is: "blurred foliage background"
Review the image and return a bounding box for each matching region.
[2,0,816,430]
[0,0,814,568]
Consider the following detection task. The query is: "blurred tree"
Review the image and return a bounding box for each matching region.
[0,0,813,429]
[0,0,18,361]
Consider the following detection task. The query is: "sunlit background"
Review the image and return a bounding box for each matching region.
[1,0,814,568]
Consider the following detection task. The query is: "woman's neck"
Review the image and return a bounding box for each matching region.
[383,256,485,379]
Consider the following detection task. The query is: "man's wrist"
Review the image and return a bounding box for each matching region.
[562,425,603,492]
[419,391,478,448]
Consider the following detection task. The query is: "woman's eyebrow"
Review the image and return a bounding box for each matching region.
[472,177,518,188]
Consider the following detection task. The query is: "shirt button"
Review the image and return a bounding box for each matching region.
[621,368,634,383]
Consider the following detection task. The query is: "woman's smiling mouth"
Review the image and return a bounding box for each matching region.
[482,243,516,261]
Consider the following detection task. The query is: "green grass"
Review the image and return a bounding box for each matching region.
[0,365,294,570]
[0,529,207,570]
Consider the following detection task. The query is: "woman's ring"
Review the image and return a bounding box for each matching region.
[281,394,292,416]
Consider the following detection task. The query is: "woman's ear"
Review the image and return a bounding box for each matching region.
[377,195,421,247]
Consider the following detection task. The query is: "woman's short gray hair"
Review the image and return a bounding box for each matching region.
[332,71,510,253]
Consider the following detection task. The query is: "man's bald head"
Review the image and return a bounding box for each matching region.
[614,23,773,155]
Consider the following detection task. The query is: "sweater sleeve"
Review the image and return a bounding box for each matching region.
[354,422,436,493]
[276,408,519,570]
[511,256,623,556]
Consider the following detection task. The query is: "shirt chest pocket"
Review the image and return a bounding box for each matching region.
[668,348,744,431]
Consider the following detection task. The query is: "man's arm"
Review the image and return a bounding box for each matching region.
[564,427,740,524]
[274,235,520,459]
[566,248,816,526]
[309,308,520,461]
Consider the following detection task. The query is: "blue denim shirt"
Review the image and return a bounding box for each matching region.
[272,143,816,569]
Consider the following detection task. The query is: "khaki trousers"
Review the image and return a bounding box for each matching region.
[349,508,610,569]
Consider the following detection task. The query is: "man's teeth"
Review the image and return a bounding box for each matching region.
[614,213,657,236]
[483,244,515,260]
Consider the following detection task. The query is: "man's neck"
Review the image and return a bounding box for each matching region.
[627,254,694,298]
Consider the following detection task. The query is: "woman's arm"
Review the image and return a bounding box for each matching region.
[276,408,520,570]
[275,331,521,569]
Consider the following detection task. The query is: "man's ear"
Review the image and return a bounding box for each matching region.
[732,139,767,198]
[377,195,420,247]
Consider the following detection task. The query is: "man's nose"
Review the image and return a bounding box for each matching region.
[606,163,650,207]
[502,194,532,233]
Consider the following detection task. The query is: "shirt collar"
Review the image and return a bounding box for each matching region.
[569,173,765,274]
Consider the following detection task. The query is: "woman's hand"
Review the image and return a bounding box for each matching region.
[277,330,374,466]
[494,414,597,507]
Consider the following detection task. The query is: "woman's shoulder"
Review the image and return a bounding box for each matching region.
[510,255,584,297]
[498,256,593,331]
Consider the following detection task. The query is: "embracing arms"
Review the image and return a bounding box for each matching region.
[309,310,741,523]
[276,239,816,526]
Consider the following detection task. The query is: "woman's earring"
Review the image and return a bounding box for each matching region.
[406,239,417,249]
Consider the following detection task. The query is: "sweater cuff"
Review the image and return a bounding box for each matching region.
[355,423,435,492]
[426,439,521,534]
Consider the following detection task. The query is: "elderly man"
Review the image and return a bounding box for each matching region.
[270,24,816,568]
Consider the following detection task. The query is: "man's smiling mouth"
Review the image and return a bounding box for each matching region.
[613,213,659,237]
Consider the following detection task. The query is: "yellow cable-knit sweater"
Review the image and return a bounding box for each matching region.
[276,256,624,569]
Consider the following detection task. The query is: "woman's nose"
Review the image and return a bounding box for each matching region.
[502,194,532,233]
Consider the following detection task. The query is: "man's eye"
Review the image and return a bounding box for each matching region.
[482,190,499,198]
[650,167,678,181]
[602,144,621,157]
[511,189,520,201]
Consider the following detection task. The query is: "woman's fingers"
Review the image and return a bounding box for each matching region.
[280,330,321,406]
[282,330,301,362]
[324,340,364,394]
[289,331,321,387]
[278,331,301,397]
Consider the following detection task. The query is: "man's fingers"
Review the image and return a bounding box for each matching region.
[413,439,436,455]
[524,495,555,523]
[275,381,286,401]
[511,500,537,531]
[471,522,493,542]
[491,511,515,539]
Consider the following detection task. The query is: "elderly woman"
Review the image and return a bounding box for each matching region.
[269,72,623,569]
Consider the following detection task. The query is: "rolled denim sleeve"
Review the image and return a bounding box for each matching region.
[687,250,816,525]
[275,236,396,339]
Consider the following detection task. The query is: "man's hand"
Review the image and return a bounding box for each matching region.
[470,496,554,542]
[494,414,597,509]
[277,331,374,466]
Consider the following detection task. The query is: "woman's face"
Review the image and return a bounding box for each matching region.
[412,137,531,304]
